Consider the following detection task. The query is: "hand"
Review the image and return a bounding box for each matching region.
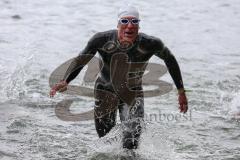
[178,89,188,113]
[49,80,68,98]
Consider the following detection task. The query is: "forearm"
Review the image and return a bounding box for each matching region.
[163,50,184,90]
[62,57,84,83]
[62,54,94,83]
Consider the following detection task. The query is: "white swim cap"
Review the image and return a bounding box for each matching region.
[118,5,140,20]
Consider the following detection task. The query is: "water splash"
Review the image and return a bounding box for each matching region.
[0,55,34,102]
[229,92,240,119]
[0,54,52,105]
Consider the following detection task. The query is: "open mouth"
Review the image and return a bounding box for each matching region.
[124,31,134,37]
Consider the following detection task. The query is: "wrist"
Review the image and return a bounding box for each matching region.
[60,79,66,81]
[178,88,185,95]
[60,80,68,84]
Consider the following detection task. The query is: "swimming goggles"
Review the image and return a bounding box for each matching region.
[119,18,140,25]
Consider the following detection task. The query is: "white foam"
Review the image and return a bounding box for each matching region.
[229,92,240,119]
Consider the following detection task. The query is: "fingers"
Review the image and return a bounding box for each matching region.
[179,103,188,113]
[49,86,66,97]
[49,81,68,98]
[59,86,67,92]
[182,104,188,113]
[49,89,56,98]
[178,93,188,113]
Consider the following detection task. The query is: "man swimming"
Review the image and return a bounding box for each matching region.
[50,5,188,149]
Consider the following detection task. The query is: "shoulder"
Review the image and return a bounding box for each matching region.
[87,30,116,48]
[139,33,163,43]
[138,32,164,50]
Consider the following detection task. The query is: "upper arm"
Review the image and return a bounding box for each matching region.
[62,32,103,82]
[80,32,103,56]
[73,32,104,65]
[152,37,172,60]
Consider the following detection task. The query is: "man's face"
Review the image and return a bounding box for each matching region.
[117,16,140,44]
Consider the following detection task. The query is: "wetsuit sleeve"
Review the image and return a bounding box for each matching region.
[62,33,100,83]
[154,39,184,90]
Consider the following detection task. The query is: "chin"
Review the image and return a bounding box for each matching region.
[123,37,135,43]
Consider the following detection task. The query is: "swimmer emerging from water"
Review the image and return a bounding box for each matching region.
[50,5,188,149]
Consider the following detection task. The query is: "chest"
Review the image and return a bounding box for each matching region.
[98,42,152,63]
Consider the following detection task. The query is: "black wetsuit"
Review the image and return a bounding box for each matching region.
[62,30,184,149]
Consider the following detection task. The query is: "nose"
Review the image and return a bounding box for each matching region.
[127,22,135,28]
